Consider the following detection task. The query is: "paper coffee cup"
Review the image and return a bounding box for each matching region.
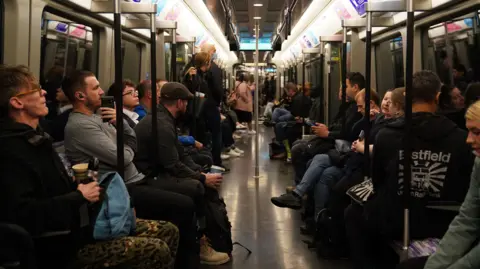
[72,163,89,181]
[210,165,225,174]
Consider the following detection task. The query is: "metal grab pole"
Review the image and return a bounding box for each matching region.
[363,10,372,180]
[171,29,177,81]
[403,0,415,255]
[254,21,260,178]
[113,0,124,179]
[150,14,159,168]
[342,28,347,108]
[342,28,348,136]
[302,54,305,89]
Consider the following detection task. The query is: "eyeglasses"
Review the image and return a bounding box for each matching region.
[14,85,43,97]
[123,90,138,96]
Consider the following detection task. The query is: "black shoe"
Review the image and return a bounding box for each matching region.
[300,218,315,235]
[270,193,302,209]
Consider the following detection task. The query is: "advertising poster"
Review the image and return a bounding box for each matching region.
[334,1,352,20]
[349,0,367,16]
[151,0,169,16]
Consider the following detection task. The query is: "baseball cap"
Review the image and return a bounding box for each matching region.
[160,82,194,100]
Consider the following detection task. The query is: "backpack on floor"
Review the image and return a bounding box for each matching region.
[204,190,233,254]
[269,141,285,159]
[91,172,136,240]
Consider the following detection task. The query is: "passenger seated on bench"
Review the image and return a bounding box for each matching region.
[345,70,474,269]
[333,89,403,195]
[41,76,73,142]
[0,65,179,269]
[62,70,199,269]
[134,82,231,265]
[290,72,364,182]
[271,82,309,123]
[271,89,381,217]
[273,83,312,162]
[107,79,140,128]
[135,79,165,121]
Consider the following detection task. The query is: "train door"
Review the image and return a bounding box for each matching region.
[121,39,142,83]
[40,10,99,119]
[422,12,480,88]
[318,36,343,125]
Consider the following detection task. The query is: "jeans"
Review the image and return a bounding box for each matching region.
[313,166,343,218]
[291,139,311,181]
[274,122,289,142]
[293,154,343,217]
[272,108,293,122]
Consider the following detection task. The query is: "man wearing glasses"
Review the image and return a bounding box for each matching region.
[107,79,140,128]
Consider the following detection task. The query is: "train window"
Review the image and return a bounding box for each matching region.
[375,36,404,95]
[121,39,141,83]
[40,13,98,81]
[422,12,479,88]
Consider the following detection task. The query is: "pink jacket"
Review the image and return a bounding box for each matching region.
[234,81,253,112]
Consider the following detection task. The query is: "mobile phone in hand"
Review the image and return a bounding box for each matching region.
[100,96,115,122]
[101,96,115,108]
[358,130,365,141]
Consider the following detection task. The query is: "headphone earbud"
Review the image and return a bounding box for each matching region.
[78,93,84,98]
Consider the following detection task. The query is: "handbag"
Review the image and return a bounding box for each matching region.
[227,84,240,108]
[346,178,374,205]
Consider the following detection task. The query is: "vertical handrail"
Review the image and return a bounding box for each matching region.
[171,28,177,81]
[254,21,260,178]
[113,0,125,179]
[150,14,159,169]
[302,54,306,90]
[364,10,372,180]
[342,28,348,126]
[403,0,414,256]
[63,23,71,77]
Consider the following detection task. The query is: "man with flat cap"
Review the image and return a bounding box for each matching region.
[135,81,223,193]
[134,82,229,265]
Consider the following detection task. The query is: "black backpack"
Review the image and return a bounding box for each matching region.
[204,190,233,254]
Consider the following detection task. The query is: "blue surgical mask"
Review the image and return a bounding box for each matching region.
[211,52,218,60]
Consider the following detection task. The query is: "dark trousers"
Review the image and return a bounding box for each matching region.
[291,140,311,182]
[204,106,222,166]
[129,180,199,269]
[190,148,214,168]
[147,176,206,219]
[345,203,399,269]
[222,120,235,148]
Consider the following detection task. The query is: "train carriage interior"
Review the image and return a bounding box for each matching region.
[2,0,480,269]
